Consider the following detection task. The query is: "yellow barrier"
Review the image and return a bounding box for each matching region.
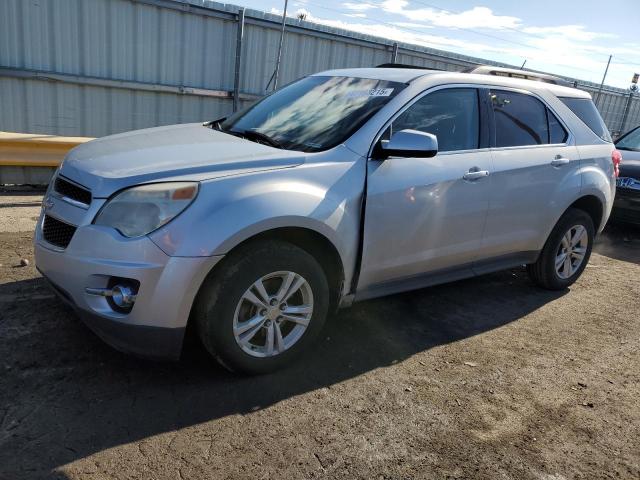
[0,131,94,167]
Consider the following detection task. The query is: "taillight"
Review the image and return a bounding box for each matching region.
[612,149,622,178]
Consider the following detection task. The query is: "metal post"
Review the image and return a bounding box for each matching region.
[595,55,612,107]
[391,42,398,63]
[272,0,288,91]
[620,90,635,134]
[232,8,245,112]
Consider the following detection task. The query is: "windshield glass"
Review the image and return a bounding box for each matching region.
[616,126,640,151]
[220,76,406,152]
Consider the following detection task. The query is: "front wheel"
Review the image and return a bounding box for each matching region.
[527,208,595,290]
[194,240,329,374]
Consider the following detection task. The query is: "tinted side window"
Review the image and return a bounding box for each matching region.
[559,97,611,142]
[491,90,548,147]
[393,88,479,152]
[616,126,640,150]
[548,109,568,144]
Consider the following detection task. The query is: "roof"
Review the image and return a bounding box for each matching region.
[312,68,437,84]
[462,66,572,87]
[313,67,590,99]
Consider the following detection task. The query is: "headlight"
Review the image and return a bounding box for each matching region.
[94,182,198,238]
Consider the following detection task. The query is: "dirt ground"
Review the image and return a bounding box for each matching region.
[1,192,639,480]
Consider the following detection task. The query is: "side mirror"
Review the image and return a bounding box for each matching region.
[377,129,438,159]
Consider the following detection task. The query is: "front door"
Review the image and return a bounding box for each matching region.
[357,87,493,299]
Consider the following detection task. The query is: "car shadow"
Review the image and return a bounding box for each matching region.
[594,222,640,264]
[0,269,567,479]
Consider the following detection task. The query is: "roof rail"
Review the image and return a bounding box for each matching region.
[462,65,573,87]
[376,63,446,71]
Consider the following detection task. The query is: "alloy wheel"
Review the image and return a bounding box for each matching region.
[555,224,588,279]
[232,271,314,357]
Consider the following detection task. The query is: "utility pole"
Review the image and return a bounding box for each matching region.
[272,0,289,91]
[595,55,612,107]
[620,90,635,134]
[391,42,398,63]
[620,74,639,135]
[232,8,245,112]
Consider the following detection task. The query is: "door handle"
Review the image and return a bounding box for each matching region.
[463,168,490,181]
[551,156,570,167]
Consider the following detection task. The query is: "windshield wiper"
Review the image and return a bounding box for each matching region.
[616,146,640,152]
[237,129,284,149]
[203,117,227,131]
[206,121,285,149]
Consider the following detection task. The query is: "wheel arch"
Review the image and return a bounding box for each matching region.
[568,194,605,232]
[535,193,606,255]
[191,225,346,320]
[233,226,345,308]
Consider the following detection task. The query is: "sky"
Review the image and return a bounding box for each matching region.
[233,0,640,89]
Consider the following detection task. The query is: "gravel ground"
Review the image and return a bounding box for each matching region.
[1,193,639,480]
[0,193,44,233]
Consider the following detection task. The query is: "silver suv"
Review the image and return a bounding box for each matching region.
[35,66,618,373]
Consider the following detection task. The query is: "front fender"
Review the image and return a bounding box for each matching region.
[149,157,366,288]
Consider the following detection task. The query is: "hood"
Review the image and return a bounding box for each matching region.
[619,149,640,180]
[59,123,305,198]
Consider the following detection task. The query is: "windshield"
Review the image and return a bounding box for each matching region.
[616,126,640,151]
[220,76,406,152]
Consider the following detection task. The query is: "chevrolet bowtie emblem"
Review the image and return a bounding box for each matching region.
[43,196,54,210]
[619,178,637,188]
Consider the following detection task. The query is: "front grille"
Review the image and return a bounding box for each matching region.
[54,176,92,206]
[42,215,77,249]
[617,187,640,199]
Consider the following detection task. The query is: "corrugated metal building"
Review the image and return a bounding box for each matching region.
[1,0,638,139]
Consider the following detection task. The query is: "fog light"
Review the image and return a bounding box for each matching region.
[85,280,139,313]
[110,285,136,308]
[85,285,137,304]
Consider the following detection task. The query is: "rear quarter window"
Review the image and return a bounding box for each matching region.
[559,97,612,143]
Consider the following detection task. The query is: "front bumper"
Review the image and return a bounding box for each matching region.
[40,272,188,359]
[611,188,640,225]
[35,215,221,360]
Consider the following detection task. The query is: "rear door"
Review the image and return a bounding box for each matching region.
[477,88,581,269]
[357,87,493,297]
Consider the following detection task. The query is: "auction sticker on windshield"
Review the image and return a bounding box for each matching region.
[346,88,394,98]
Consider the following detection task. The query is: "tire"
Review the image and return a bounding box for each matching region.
[527,208,595,290]
[194,240,329,374]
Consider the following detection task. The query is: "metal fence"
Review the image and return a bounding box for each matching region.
[1,0,639,140]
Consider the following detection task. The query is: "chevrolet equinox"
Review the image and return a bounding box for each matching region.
[35,66,618,373]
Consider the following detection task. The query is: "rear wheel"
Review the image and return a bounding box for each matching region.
[194,240,329,374]
[527,208,594,290]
